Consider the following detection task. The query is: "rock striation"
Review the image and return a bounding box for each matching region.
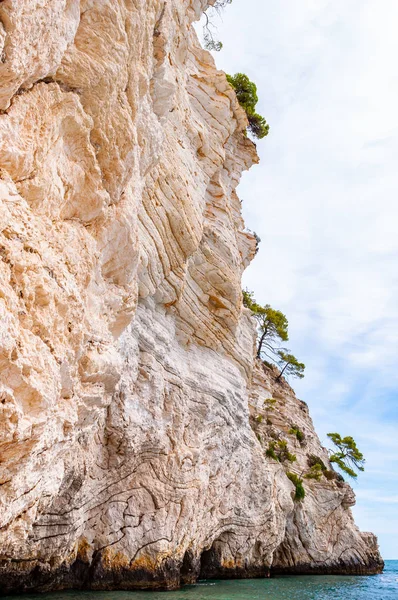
[0,0,383,593]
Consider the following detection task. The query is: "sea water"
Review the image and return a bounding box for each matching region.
[3,560,398,600]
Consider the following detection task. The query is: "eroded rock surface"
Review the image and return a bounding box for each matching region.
[0,0,383,593]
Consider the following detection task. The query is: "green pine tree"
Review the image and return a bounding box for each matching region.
[243,290,305,381]
[327,433,365,479]
[226,73,270,139]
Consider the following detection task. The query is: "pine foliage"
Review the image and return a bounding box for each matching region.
[286,472,305,501]
[226,73,269,139]
[242,290,305,381]
[327,433,365,479]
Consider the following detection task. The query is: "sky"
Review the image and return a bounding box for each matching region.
[199,0,398,559]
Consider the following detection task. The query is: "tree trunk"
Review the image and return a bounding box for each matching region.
[276,362,288,381]
[256,327,268,358]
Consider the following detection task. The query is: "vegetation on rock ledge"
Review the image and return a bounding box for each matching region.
[305,463,324,481]
[286,472,305,501]
[201,7,270,139]
[266,439,296,464]
[242,289,305,381]
[226,73,270,139]
[289,424,305,444]
[203,0,233,52]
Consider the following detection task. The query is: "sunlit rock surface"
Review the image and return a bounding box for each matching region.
[0,0,383,592]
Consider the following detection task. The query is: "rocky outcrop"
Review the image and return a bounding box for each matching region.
[249,365,383,577]
[0,0,383,593]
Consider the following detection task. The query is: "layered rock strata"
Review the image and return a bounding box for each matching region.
[0,0,383,593]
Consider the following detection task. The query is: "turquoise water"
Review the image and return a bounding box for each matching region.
[4,561,397,600]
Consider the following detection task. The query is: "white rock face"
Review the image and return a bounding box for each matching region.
[0,0,383,592]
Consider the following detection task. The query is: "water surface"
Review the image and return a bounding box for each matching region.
[4,560,397,600]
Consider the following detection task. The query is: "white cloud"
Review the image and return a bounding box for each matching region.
[356,491,398,505]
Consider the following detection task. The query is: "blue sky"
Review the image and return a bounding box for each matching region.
[200,0,398,559]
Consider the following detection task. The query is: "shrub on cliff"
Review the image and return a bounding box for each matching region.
[324,469,336,481]
[266,440,296,464]
[289,424,305,444]
[305,464,323,481]
[286,472,305,501]
[327,433,365,479]
[264,398,277,410]
[226,73,269,139]
[265,441,279,461]
[264,397,277,417]
[307,454,327,471]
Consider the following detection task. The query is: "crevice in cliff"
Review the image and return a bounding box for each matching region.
[0,77,82,117]
[37,76,82,95]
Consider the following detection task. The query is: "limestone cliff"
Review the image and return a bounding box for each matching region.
[0,0,383,593]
